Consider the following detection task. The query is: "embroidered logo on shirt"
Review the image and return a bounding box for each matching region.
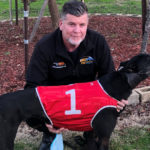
[80,56,94,65]
[52,62,66,68]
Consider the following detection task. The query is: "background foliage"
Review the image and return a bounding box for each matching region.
[0,0,142,20]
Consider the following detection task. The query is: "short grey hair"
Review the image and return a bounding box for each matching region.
[60,0,88,19]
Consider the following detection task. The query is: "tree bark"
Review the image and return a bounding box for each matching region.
[29,0,48,42]
[48,0,59,30]
[142,0,147,35]
[141,0,150,53]
[9,0,13,25]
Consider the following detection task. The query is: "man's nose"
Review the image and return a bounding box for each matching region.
[73,25,81,32]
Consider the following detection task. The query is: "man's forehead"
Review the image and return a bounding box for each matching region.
[64,13,88,22]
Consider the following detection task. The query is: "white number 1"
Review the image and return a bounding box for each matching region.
[65,89,81,115]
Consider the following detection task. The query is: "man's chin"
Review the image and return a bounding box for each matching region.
[69,39,83,46]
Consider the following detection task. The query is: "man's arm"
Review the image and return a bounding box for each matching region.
[96,35,115,77]
[25,43,50,89]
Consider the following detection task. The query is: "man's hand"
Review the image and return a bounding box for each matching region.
[46,124,68,134]
[116,100,128,112]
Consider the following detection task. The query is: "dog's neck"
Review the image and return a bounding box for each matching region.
[98,71,147,101]
[124,73,145,89]
[98,72,132,100]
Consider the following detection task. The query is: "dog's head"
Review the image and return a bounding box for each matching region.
[118,53,150,77]
[118,53,150,88]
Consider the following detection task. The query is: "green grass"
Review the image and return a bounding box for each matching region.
[0,0,24,20]
[86,0,141,14]
[110,128,150,150]
[15,142,38,150]
[0,0,142,20]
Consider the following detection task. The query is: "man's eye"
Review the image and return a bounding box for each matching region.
[80,24,85,27]
[69,23,75,26]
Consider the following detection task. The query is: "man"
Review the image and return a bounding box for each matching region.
[25,0,127,149]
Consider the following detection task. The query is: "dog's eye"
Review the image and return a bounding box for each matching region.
[127,68,134,72]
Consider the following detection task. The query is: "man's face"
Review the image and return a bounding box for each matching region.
[59,13,88,47]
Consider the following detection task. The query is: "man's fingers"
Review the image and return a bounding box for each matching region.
[121,100,128,106]
[117,100,128,112]
[45,124,68,134]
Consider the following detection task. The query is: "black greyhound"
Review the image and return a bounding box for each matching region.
[0,53,150,150]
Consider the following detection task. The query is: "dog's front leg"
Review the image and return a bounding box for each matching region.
[81,131,99,150]
[92,108,118,150]
[82,132,109,150]
[82,139,99,150]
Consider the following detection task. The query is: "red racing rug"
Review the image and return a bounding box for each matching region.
[36,80,118,131]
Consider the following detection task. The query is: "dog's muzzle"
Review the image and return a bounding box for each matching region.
[138,70,150,77]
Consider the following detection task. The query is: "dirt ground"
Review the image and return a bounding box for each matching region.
[0,15,150,147]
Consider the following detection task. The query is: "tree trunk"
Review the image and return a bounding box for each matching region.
[48,0,59,30]
[141,0,150,53]
[9,0,13,25]
[29,0,48,42]
[142,0,147,35]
